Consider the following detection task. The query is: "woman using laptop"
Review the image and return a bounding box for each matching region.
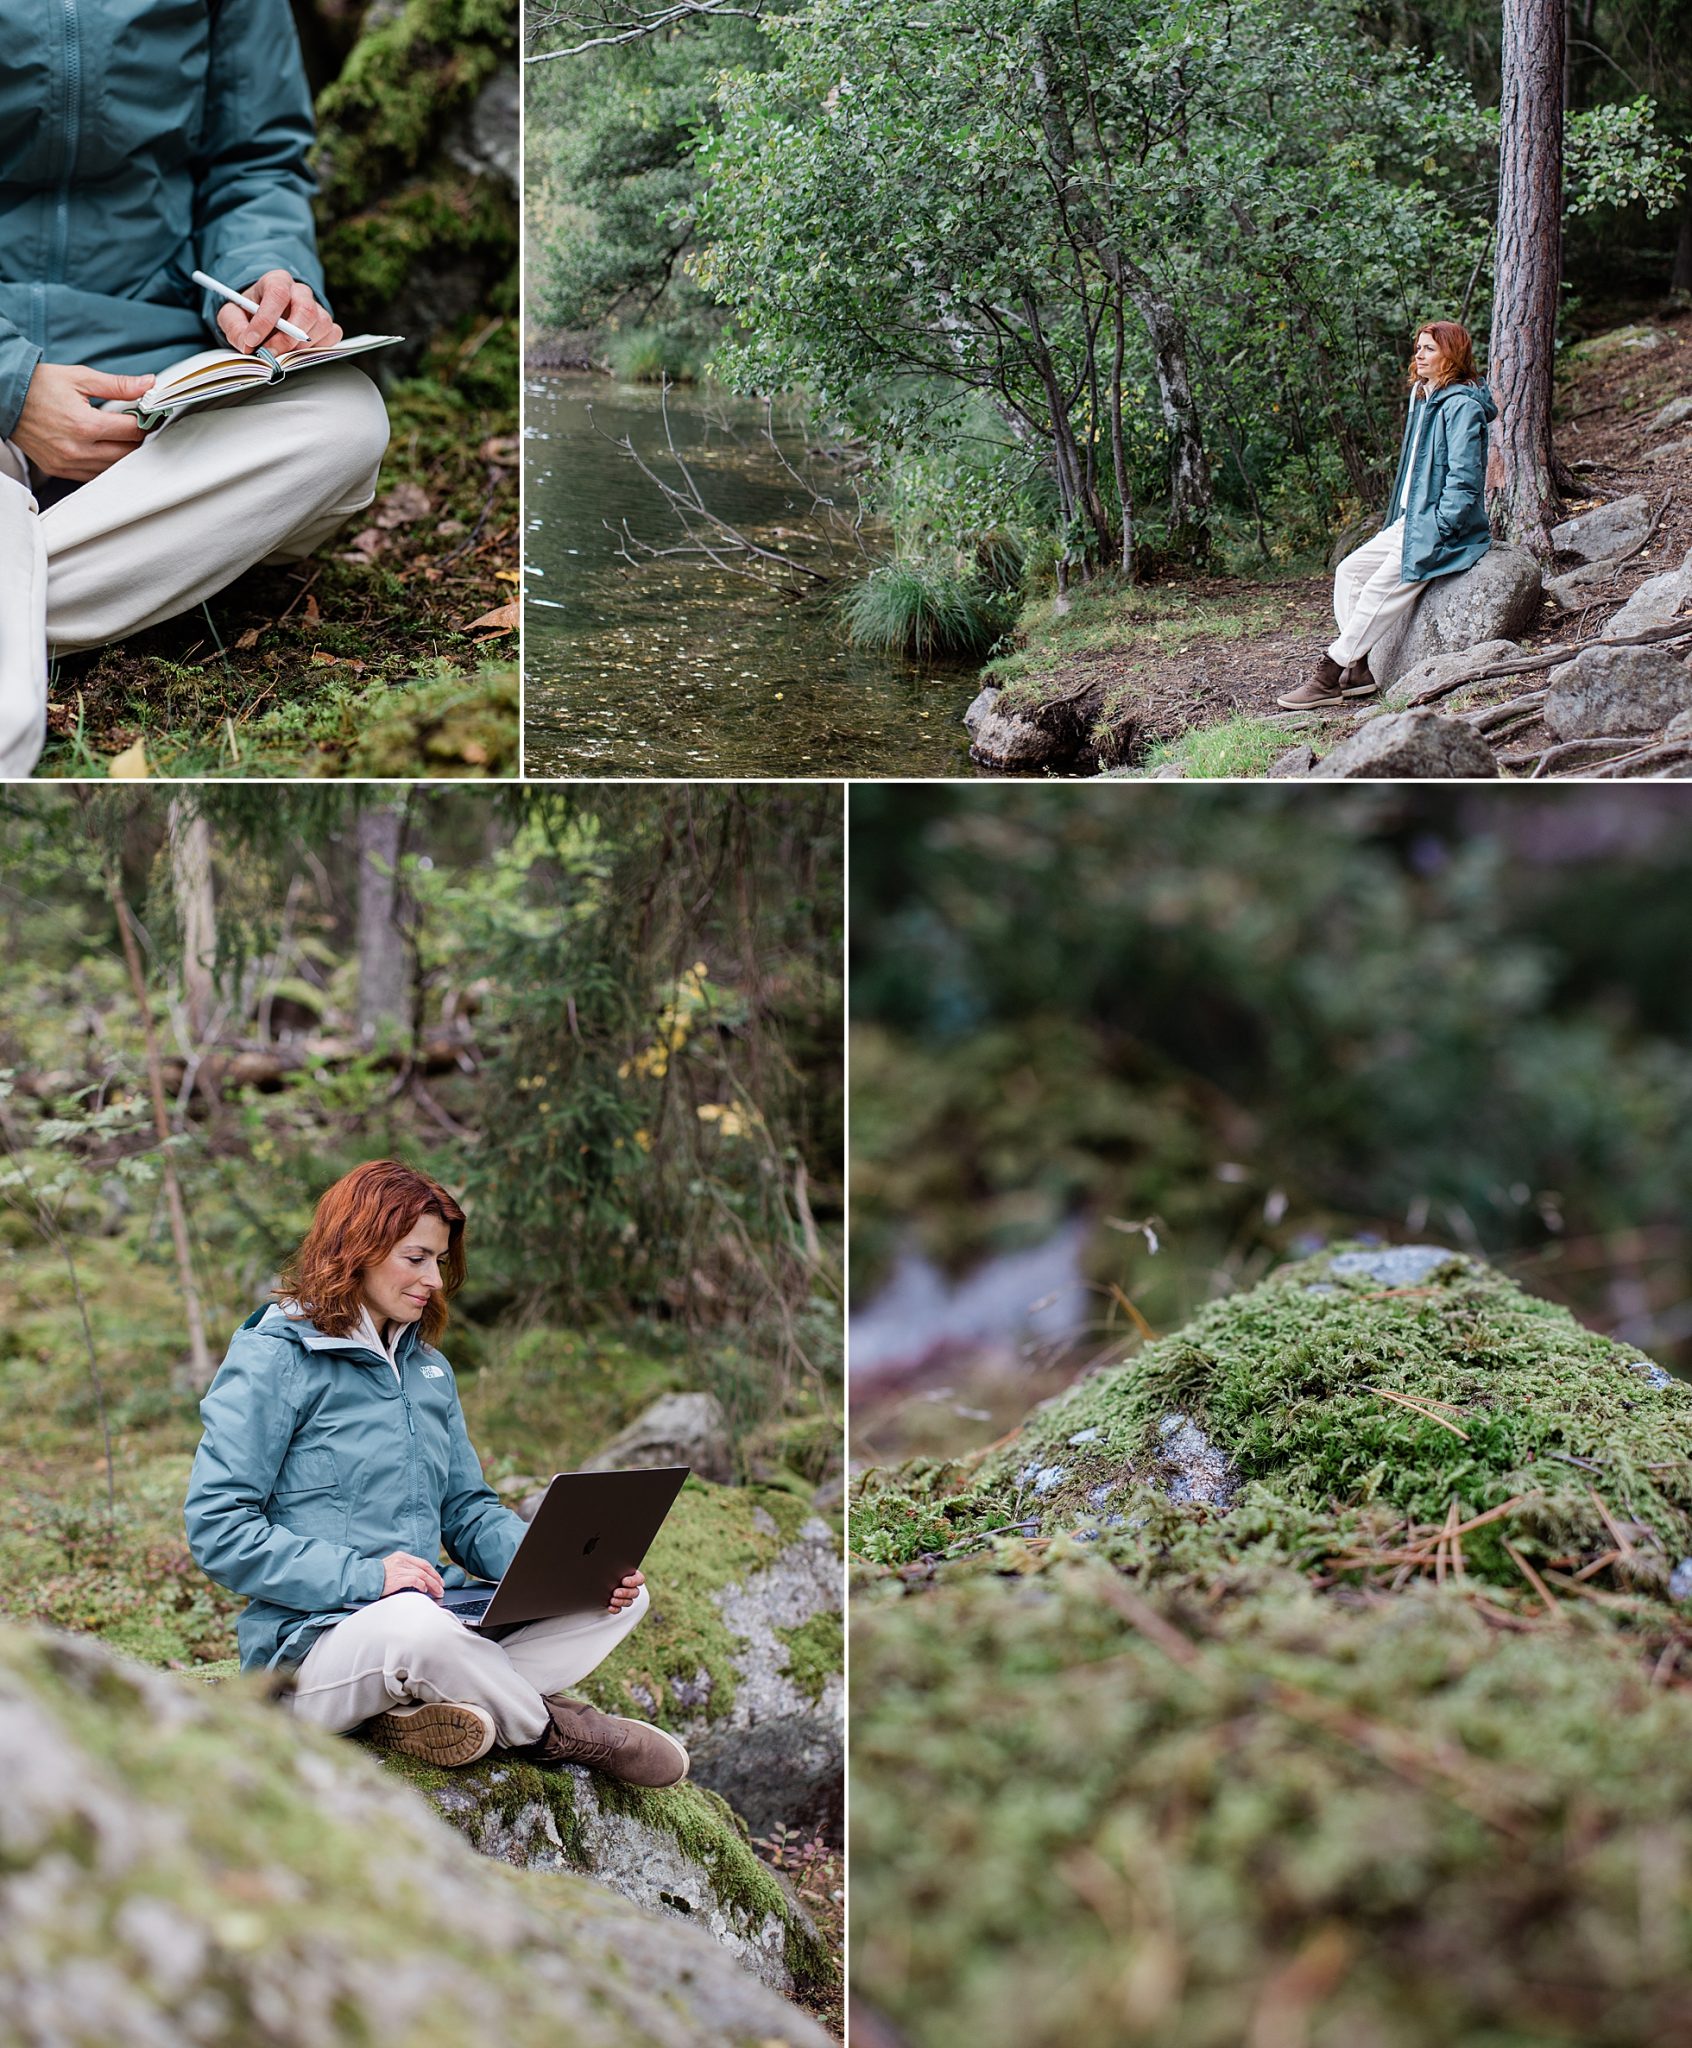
[185,1159,688,1784]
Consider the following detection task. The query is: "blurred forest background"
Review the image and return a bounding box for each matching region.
[0,783,841,1667]
[851,784,1692,1459]
[42,0,521,779]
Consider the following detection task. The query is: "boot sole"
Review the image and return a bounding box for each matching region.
[1275,696,1348,713]
[365,1702,495,1769]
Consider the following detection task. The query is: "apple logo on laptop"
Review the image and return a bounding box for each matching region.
[582,1534,599,1555]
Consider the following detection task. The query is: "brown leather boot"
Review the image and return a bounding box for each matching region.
[1276,653,1347,712]
[1339,656,1376,697]
[532,1696,690,1787]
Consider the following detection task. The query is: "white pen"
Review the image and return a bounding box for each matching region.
[192,268,314,345]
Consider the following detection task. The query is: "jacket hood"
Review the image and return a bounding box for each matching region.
[245,1300,429,1367]
[1427,378,1497,424]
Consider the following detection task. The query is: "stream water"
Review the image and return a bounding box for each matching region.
[522,374,980,778]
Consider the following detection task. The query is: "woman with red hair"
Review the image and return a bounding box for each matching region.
[1278,321,1498,711]
[185,1160,687,1784]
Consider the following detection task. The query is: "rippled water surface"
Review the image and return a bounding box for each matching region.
[523,374,979,777]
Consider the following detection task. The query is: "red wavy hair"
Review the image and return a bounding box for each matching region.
[277,1161,466,1344]
[1407,320,1478,390]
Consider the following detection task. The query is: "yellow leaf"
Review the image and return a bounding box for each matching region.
[108,738,149,780]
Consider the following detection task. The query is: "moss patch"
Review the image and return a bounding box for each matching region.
[581,1480,812,1728]
[775,1612,842,1706]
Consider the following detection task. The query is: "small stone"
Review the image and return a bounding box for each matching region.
[1067,1427,1104,1445]
[1626,1358,1675,1392]
[1329,1245,1456,1288]
[1383,640,1521,712]
[1031,1464,1068,1497]
[1649,396,1692,434]
[1671,1558,1692,1602]
[1267,743,1315,779]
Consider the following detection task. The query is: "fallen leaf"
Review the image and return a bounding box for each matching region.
[459,741,490,765]
[344,527,385,561]
[436,519,468,539]
[373,481,432,528]
[480,435,519,464]
[302,594,321,625]
[108,738,149,779]
[466,601,519,634]
[495,568,520,585]
[234,627,261,651]
[308,653,366,673]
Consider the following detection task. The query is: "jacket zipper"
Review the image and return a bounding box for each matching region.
[51,0,82,291]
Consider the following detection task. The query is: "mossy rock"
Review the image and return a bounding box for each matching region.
[376,1748,832,2000]
[0,1623,832,2047]
[853,1244,1692,1595]
[850,1248,1692,2046]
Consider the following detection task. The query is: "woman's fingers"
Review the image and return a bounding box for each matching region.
[382,1549,444,1599]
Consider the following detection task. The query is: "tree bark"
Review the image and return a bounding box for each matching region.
[106,865,213,1394]
[1488,0,1565,560]
[355,799,411,1046]
[167,799,217,1045]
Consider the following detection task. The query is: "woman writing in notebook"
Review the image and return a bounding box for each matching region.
[185,1160,690,1784]
[0,0,390,778]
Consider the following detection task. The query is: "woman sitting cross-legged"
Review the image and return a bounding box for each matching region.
[185,1160,688,1784]
[1278,320,1497,712]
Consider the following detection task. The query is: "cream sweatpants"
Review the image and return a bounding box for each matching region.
[1328,516,1428,666]
[286,1585,652,1751]
[0,364,389,778]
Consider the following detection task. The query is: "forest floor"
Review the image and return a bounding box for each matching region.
[986,308,1692,778]
[34,367,521,780]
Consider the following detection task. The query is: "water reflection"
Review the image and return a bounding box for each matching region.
[523,373,980,777]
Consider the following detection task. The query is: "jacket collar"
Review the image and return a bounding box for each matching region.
[254,1299,425,1367]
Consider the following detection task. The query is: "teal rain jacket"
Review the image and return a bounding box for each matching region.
[184,1305,528,1673]
[1386,378,1499,584]
[0,0,328,439]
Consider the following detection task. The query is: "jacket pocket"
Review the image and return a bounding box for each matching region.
[271,1442,341,1504]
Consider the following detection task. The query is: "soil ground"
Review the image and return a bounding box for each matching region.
[34,364,521,779]
[989,309,1692,778]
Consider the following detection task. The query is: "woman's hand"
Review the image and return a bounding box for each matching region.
[216,270,342,355]
[381,1551,444,1600]
[12,363,154,481]
[608,1569,645,1613]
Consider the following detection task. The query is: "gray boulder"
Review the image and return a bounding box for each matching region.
[1543,644,1692,740]
[1368,546,1544,690]
[1600,548,1692,641]
[1547,560,1630,610]
[1382,638,1521,712]
[584,1392,733,1485]
[964,685,1069,772]
[1649,396,1692,434]
[0,1625,833,2048]
[418,1759,829,1997]
[687,1716,843,1847]
[1551,494,1650,564]
[1642,439,1692,467]
[1266,743,1315,779]
[1310,711,1499,780]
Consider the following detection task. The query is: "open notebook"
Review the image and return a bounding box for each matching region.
[114,334,402,431]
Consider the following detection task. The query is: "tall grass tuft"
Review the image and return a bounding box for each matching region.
[605,328,704,384]
[843,561,1011,660]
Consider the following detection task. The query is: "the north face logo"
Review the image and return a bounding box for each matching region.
[420,1363,446,1378]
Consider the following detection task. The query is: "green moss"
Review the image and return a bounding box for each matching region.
[853,1248,1692,1597]
[851,1553,1692,2048]
[775,1613,842,1706]
[582,1480,811,1728]
[461,1326,694,1472]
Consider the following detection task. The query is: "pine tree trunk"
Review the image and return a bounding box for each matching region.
[356,799,411,1045]
[1488,0,1565,560]
[167,800,217,1046]
[107,864,213,1394]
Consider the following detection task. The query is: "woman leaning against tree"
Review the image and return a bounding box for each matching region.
[1278,320,1497,712]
